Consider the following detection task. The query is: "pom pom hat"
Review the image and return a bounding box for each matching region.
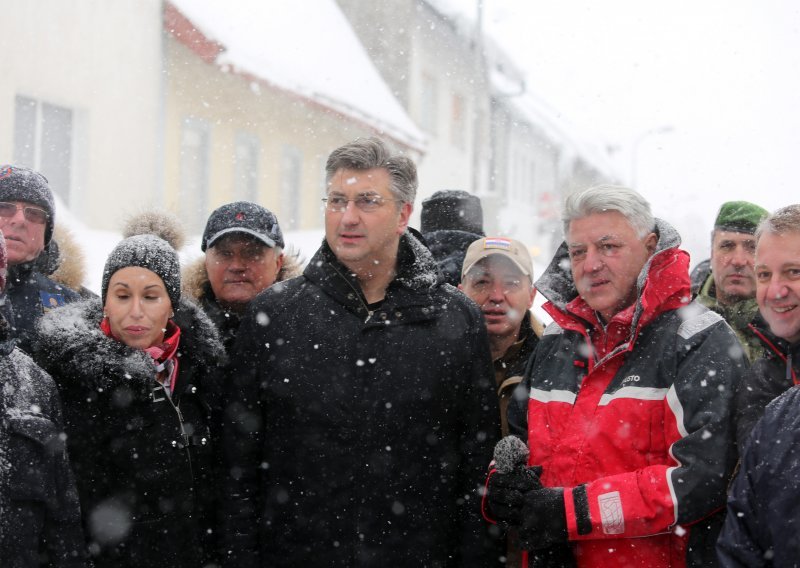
[101,212,184,308]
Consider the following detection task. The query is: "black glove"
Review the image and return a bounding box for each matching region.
[486,465,542,526]
[518,487,568,551]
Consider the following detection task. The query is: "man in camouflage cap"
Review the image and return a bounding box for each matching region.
[696,200,769,361]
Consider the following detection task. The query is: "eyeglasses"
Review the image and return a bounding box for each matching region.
[0,202,49,225]
[322,194,403,213]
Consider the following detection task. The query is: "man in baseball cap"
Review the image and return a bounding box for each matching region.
[459,236,543,435]
[696,200,769,361]
[0,165,81,353]
[184,201,300,351]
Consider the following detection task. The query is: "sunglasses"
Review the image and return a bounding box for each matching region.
[0,201,49,225]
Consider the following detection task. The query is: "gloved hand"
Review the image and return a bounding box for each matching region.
[485,465,542,525]
[518,487,568,551]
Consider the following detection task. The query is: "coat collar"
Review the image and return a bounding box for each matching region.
[34,297,224,394]
[303,231,443,316]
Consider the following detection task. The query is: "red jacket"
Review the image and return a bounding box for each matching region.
[522,220,743,567]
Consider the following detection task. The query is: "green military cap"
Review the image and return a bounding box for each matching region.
[714,201,768,234]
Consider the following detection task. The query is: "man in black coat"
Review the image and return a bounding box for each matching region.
[0,231,86,567]
[0,165,80,354]
[222,137,501,566]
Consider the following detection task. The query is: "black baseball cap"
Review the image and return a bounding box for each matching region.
[202,201,285,252]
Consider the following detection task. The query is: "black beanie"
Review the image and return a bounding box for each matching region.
[420,190,484,235]
[0,165,56,245]
[101,234,181,308]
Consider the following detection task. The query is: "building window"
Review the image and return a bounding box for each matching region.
[13,95,74,205]
[281,145,302,230]
[180,117,210,233]
[234,131,259,202]
[420,73,438,135]
[451,93,466,149]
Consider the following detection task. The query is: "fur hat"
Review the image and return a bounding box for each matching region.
[101,211,185,308]
[0,164,56,245]
[420,190,484,236]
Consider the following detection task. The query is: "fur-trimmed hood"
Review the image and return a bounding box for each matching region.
[182,246,303,303]
[33,296,224,396]
[33,224,88,292]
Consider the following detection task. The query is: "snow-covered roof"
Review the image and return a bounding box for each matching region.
[167,0,426,152]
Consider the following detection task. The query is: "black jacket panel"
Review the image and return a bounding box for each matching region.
[719,386,800,566]
[223,234,501,567]
[0,348,87,568]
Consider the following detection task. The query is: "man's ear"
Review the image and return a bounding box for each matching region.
[644,232,658,255]
[396,202,412,235]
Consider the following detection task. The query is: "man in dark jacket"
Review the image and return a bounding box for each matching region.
[731,204,800,452]
[459,236,542,437]
[222,137,500,566]
[0,165,80,354]
[489,185,744,567]
[183,201,301,352]
[459,236,542,568]
[695,200,768,362]
[0,231,86,567]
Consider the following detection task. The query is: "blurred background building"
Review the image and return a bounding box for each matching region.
[1,0,619,262]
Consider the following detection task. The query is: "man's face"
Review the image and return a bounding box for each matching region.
[567,210,656,322]
[755,231,800,344]
[324,167,411,270]
[710,229,757,305]
[205,234,283,309]
[0,200,47,265]
[459,255,535,341]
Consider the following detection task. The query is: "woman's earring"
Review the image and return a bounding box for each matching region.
[102,312,108,319]
[170,311,175,318]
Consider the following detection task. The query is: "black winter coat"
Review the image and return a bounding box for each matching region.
[718,385,800,566]
[733,316,800,452]
[223,234,501,567]
[7,262,81,355]
[0,331,86,567]
[33,298,225,568]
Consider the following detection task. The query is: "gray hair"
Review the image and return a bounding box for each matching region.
[562,184,655,239]
[325,137,418,204]
[755,204,800,243]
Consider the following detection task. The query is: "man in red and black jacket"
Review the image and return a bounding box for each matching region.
[493,185,745,567]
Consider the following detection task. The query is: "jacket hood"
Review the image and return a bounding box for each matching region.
[48,224,88,292]
[537,218,690,329]
[182,246,303,303]
[34,297,224,395]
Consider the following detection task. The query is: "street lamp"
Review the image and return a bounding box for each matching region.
[631,125,674,187]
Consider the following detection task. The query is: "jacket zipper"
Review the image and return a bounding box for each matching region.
[330,263,374,323]
[161,384,195,484]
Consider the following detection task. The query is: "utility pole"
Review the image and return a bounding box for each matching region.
[471,0,486,195]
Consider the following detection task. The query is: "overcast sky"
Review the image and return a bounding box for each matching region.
[447,0,800,265]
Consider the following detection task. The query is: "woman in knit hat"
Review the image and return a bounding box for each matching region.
[32,212,225,568]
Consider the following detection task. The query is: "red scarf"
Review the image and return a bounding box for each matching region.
[100,318,182,392]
